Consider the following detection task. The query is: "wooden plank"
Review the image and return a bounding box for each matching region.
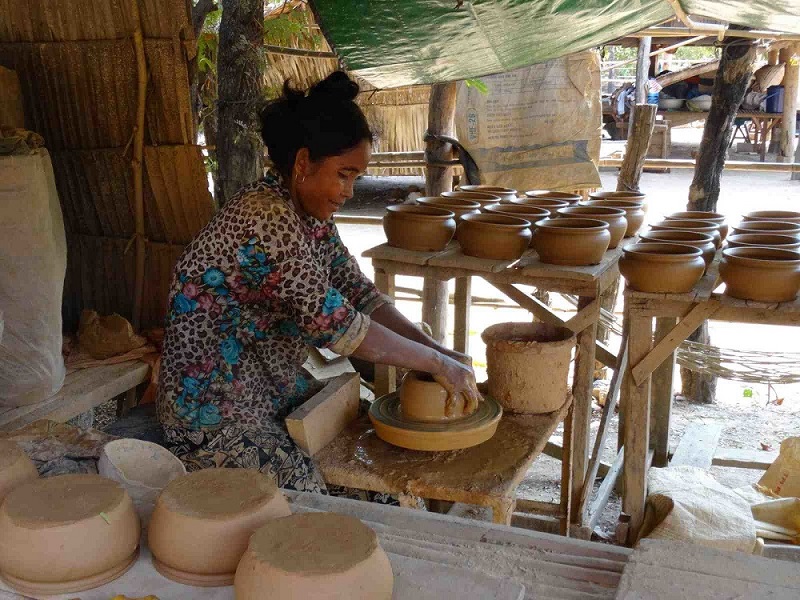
[650,316,678,467]
[624,254,721,305]
[427,246,524,274]
[362,242,453,266]
[671,422,723,469]
[514,245,623,283]
[373,269,397,396]
[564,297,601,334]
[588,448,624,531]
[712,447,778,470]
[0,361,150,431]
[631,300,720,386]
[453,277,471,355]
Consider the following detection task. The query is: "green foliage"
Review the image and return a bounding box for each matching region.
[465,78,489,94]
[743,387,754,398]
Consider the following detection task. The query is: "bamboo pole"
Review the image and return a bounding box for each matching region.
[628,27,800,42]
[779,44,799,162]
[130,0,148,330]
[600,36,706,73]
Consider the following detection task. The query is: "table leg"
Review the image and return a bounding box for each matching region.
[570,296,598,523]
[560,402,575,535]
[622,314,653,544]
[650,317,677,467]
[489,497,516,526]
[453,277,472,355]
[422,278,449,345]
[374,268,397,396]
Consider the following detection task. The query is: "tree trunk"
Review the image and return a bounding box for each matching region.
[216,0,264,205]
[779,44,799,163]
[425,82,458,196]
[682,33,758,404]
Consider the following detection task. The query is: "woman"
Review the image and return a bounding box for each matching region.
[157,72,479,491]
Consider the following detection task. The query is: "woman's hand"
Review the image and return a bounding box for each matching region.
[433,354,481,416]
[441,348,473,368]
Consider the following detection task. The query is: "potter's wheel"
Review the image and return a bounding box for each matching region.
[369,393,502,451]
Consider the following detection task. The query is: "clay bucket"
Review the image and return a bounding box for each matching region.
[481,322,576,414]
[383,205,456,252]
[456,185,517,202]
[484,203,550,245]
[524,190,582,205]
[726,233,800,251]
[742,210,800,225]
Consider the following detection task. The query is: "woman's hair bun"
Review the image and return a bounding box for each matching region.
[307,71,360,102]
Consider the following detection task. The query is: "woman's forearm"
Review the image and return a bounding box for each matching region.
[349,318,443,374]
[369,303,450,355]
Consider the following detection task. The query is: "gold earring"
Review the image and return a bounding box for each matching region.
[296,172,306,184]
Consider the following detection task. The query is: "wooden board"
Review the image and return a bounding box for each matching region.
[362,242,454,266]
[427,246,524,273]
[712,447,778,470]
[0,361,150,432]
[670,422,723,470]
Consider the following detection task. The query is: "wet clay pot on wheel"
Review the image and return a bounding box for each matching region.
[742,210,800,225]
[510,196,569,218]
[484,203,550,246]
[0,474,141,596]
[234,513,393,600]
[441,190,501,208]
[665,211,728,241]
[578,199,645,237]
[620,243,705,293]
[731,220,800,240]
[482,322,576,414]
[456,185,517,202]
[383,205,456,252]
[523,190,582,205]
[0,440,38,505]
[416,196,480,225]
[726,233,800,251]
[532,218,611,266]
[556,206,627,249]
[649,219,722,248]
[719,247,800,303]
[458,213,532,260]
[399,370,470,422]
[638,230,716,269]
[148,468,292,587]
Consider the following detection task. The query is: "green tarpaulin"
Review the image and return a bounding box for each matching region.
[311,0,800,88]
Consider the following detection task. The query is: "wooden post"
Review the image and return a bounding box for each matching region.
[422,279,449,345]
[650,317,677,467]
[768,48,780,65]
[634,37,652,104]
[453,277,472,354]
[779,44,799,162]
[373,269,396,396]
[618,104,657,193]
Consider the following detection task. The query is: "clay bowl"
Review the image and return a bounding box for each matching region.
[0,474,141,596]
[458,213,532,260]
[665,211,728,241]
[649,219,722,248]
[383,205,456,252]
[509,196,570,217]
[0,440,38,505]
[399,370,470,422]
[235,513,393,600]
[620,243,705,293]
[532,218,611,266]
[441,190,502,208]
[638,230,716,269]
[719,247,800,303]
[731,220,800,240]
[484,203,550,245]
[148,468,292,586]
[579,199,645,237]
[524,190,582,205]
[726,233,800,251]
[416,196,481,224]
[588,190,646,203]
[556,206,627,249]
[742,210,800,225]
[457,184,517,202]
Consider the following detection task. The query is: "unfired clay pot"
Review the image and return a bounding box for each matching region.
[0,440,37,505]
[726,233,800,251]
[742,210,800,225]
[588,190,646,203]
[399,370,469,422]
[458,213,532,260]
[510,196,569,217]
[532,218,611,265]
[484,203,550,245]
[719,247,800,303]
[731,220,800,239]
[523,190,582,205]
[383,205,456,252]
[234,513,393,600]
[650,219,722,248]
[620,243,705,293]
[579,199,645,237]
[148,468,292,586]
[639,230,716,269]
[441,190,502,207]
[0,474,141,596]
[456,184,517,202]
[416,196,481,224]
[482,322,576,414]
[556,206,627,249]
[665,211,729,241]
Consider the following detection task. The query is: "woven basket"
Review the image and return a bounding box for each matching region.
[754,64,786,92]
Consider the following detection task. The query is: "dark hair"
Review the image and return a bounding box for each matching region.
[259,71,373,178]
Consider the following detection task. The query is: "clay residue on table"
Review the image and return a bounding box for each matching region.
[0,439,25,469]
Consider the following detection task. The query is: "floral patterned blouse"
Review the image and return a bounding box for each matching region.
[156,170,387,431]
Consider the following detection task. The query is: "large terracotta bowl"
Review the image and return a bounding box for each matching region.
[399,371,471,422]
[148,468,292,586]
[235,513,393,600]
[620,243,705,293]
[458,213,532,260]
[383,205,456,252]
[742,210,800,225]
[588,190,646,203]
[484,203,550,245]
[456,184,517,202]
[0,474,141,596]
[731,220,800,239]
[524,190,581,205]
[532,218,611,266]
[441,190,502,207]
[720,247,800,303]
[0,440,37,505]
[416,196,481,223]
[579,199,645,237]
[639,230,716,269]
[726,233,800,251]
[557,206,627,249]
[650,219,722,248]
[665,211,728,241]
[509,196,570,217]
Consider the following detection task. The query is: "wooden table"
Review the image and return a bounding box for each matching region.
[620,255,800,544]
[360,241,624,529]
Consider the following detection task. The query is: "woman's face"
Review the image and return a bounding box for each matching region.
[293,139,371,221]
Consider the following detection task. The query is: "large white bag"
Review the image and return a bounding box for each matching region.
[0,149,66,406]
